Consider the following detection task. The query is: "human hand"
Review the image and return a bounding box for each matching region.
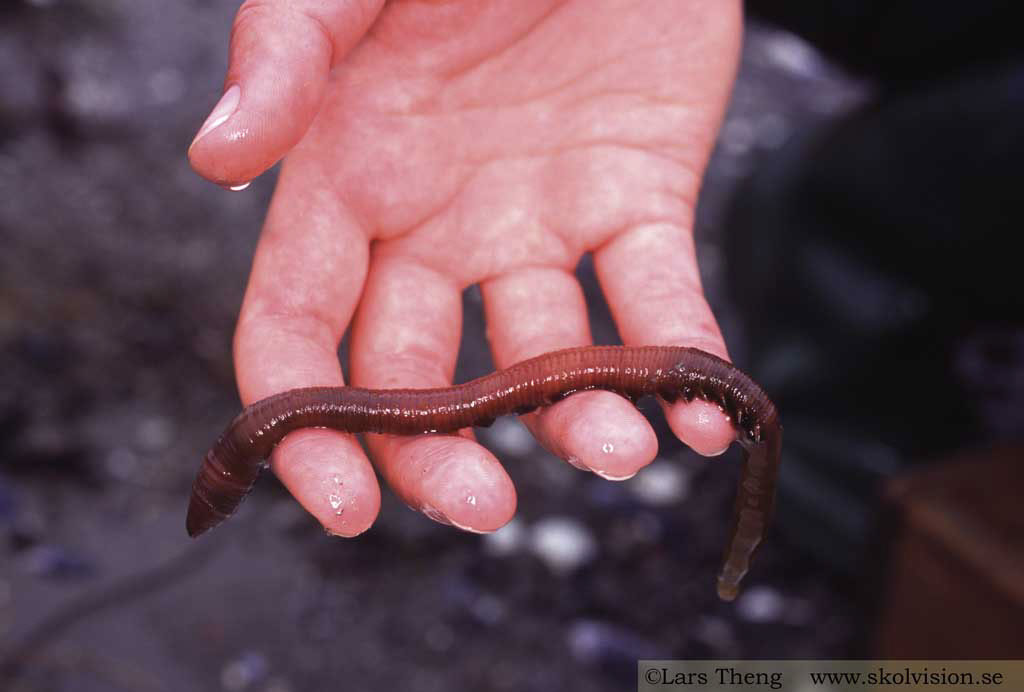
[187,0,743,536]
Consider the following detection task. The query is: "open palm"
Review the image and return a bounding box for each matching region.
[188,0,742,536]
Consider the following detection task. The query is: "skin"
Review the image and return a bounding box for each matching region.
[187,0,743,537]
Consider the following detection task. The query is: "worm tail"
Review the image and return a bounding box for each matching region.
[716,424,783,601]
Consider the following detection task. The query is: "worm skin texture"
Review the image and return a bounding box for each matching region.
[186,345,781,601]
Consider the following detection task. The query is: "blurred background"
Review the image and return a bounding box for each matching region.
[1,1,1021,691]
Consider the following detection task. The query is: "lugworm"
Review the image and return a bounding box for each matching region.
[186,345,781,601]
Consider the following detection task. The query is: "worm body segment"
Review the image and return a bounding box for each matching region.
[187,345,782,601]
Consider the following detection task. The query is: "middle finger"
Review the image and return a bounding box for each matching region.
[482,265,658,480]
[350,251,517,533]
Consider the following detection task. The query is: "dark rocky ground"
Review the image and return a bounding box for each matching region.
[0,3,873,691]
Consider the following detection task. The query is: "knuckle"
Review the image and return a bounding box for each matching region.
[232,0,336,50]
[232,0,274,37]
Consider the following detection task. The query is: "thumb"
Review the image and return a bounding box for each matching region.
[188,0,385,187]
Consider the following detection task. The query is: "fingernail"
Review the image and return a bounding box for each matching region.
[190,84,240,149]
[421,505,452,526]
[565,455,590,471]
[705,442,732,457]
[594,468,637,481]
[449,517,491,534]
[323,524,364,538]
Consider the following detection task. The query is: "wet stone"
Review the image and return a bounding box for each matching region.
[529,516,597,574]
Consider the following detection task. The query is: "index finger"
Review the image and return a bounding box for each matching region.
[595,222,736,456]
[233,162,380,535]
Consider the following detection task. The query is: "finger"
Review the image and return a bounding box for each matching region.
[188,0,385,186]
[594,223,736,456]
[234,162,379,536]
[350,254,516,533]
[482,267,658,480]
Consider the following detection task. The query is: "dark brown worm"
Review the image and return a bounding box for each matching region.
[187,345,781,601]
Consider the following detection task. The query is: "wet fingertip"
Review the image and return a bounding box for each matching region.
[317,480,379,537]
[440,481,517,534]
[387,436,516,534]
[542,391,657,479]
[186,90,259,188]
[270,431,381,536]
[441,471,517,534]
[569,430,655,479]
[665,398,737,457]
[186,108,276,187]
[581,423,657,479]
